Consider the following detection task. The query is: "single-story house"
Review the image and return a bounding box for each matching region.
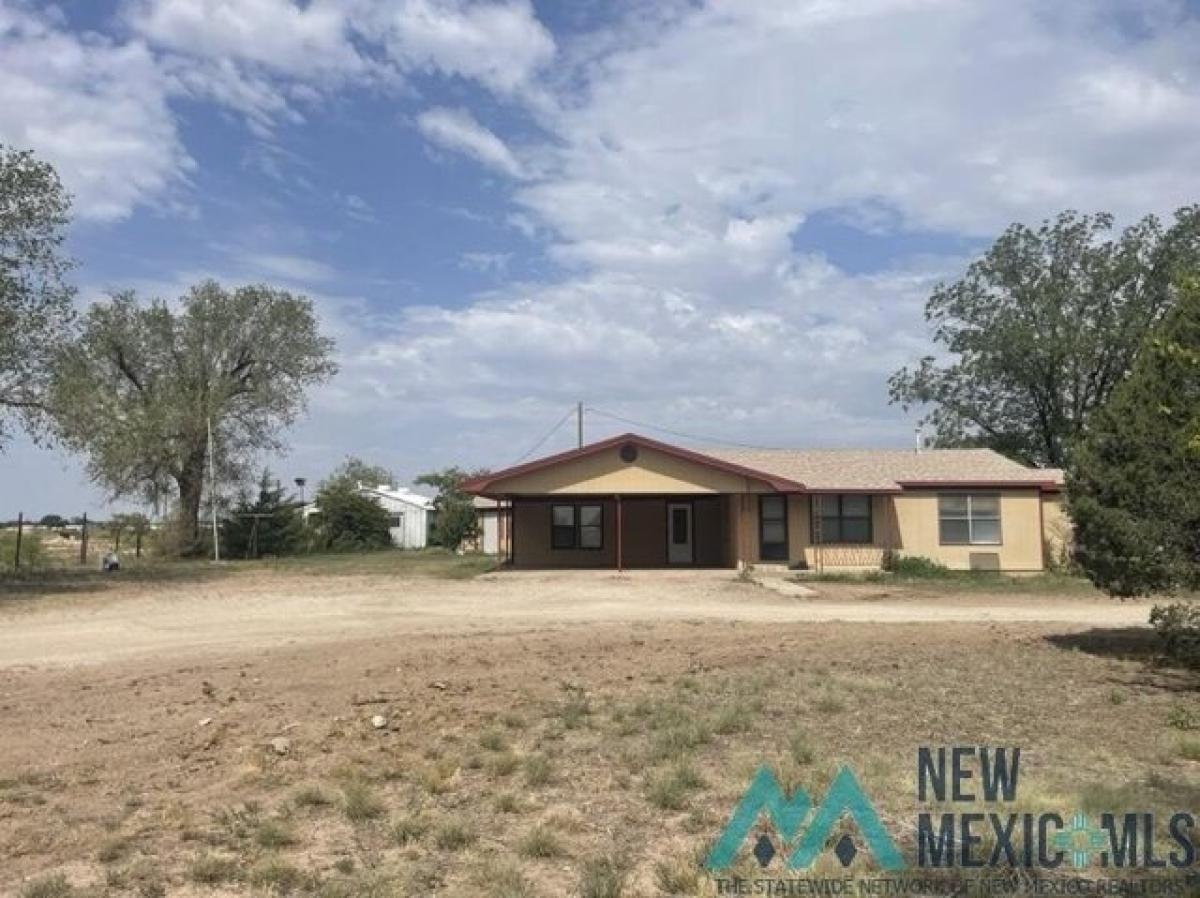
[302,483,436,549]
[463,432,1068,572]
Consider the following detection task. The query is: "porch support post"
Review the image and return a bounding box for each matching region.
[616,495,623,572]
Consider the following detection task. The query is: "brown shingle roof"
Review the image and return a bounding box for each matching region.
[704,447,1061,492]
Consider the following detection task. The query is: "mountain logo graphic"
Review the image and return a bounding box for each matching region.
[706,765,904,872]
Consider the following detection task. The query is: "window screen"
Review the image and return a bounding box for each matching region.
[938,494,1001,545]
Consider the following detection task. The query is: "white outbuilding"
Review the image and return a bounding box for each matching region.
[358,484,436,548]
[302,483,436,548]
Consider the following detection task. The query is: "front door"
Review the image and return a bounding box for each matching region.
[667,502,693,564]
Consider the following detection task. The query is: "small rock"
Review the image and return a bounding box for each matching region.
[429,681,448,691]
[270,737,291,755]
[371,715,387,730]
[198,717,213,727]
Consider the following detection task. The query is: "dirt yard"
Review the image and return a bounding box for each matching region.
[0,568,1155,669]
[1,568,1196,897]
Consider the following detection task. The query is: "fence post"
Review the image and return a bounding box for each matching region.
[80,513,88,566]
[136,530,143,559]
[14,512,23,572]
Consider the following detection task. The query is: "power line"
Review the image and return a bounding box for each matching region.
[510,406,578,465]
[583,406,781,451]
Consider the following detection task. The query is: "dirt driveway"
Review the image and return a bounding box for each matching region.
[0,569,1154,669]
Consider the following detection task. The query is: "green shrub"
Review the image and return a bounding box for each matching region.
[1150,603,1200,669]
[313,483,393,552]
[882,553,950,577]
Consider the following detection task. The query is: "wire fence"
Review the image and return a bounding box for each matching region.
[1,513,153,572]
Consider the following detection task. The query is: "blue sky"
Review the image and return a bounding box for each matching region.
[3,0,1200,516]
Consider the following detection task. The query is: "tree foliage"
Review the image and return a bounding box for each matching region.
[890,208,1200,466]
[222,470,304,559]
[320,456,396,492]
[1068,275,1200,597]
[311,481,393,551]
[0,145,75,446]
[416,466,485,550]
[50,281,337,552]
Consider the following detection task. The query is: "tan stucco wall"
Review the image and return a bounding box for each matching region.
[488,444,773,495]
[801,495,894,570]
[728,490,1049,571]
[890,489,1045,571]
[1041,494,1072,568]
[509,484,1056,572]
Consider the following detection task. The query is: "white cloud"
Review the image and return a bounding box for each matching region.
[0,2,190,221]
[240,252,335,283]
[416,106,526,178]
[459,251,512,274]
[123,0,555,120]
[322,0,1200,462]
[365,0,554,95]
[124,0,364,79]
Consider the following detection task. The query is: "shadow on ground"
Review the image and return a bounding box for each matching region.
[1045,627,1198,692]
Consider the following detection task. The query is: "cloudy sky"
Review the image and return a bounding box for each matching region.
[3,0,1200,516]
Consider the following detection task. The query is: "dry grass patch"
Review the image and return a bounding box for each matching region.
[523,752,554,786]
[517,822,567,859]
[390,813,428,846]
[433,817,476,851]
[19,874,73,898]
[476,860,536,898]
[494,791,524,813]
[646,761,706,811]
[1178,736,1200,762]
[249,858,312,893]
[578,853,629,898]
[292,784,333,809]
[654,850,704,895]
[188,853,239,885]
[340,779,385,823]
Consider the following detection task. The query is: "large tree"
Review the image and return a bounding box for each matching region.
[51,281,337,551]
[0,145,75,446]
[321,456,396,492]
[416,466,486,550]
[1068,275,1200,598]
[890,207,1200,467]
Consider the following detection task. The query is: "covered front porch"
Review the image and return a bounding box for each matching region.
[506,494,738,569]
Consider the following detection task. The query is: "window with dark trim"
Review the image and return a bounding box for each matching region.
[814,494,873,544]
[759,495,788,561]
[550,503,604,550]
[938,494,1000,545]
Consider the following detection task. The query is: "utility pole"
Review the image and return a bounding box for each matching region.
[207,416,220,562]
[577,401,584,448]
